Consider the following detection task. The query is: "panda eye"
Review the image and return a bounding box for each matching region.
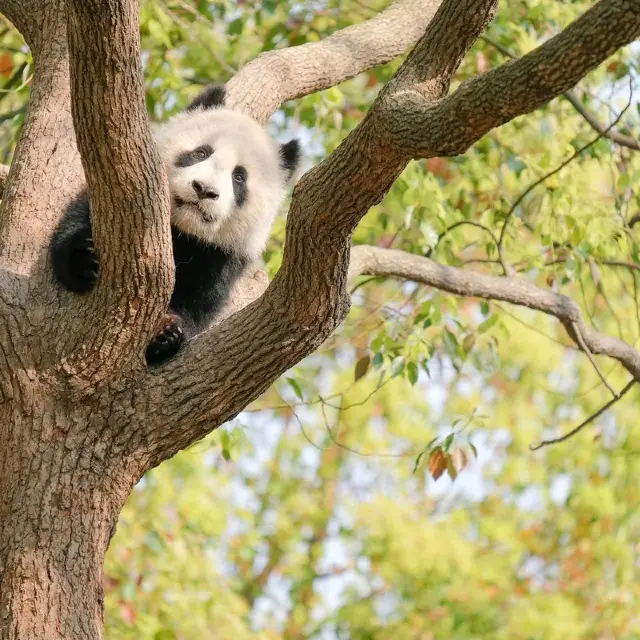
[233,166,247,183]
[194,148,207,160]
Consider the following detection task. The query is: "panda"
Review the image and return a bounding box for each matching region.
[51,85,301,365]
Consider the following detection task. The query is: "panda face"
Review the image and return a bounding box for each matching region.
[154,107,297,259]
[170,139,248,237]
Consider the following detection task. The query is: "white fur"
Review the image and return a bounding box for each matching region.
[153,107,289,258]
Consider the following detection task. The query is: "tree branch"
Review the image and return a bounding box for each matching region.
[560,89,639,152]
[348,245,640,380]
[0,164,8,199]
[480,34,640,152]
[0,2,84,273]
[530,378,635,450]
[225,0,444,122]
[58,0,173,382]
[139,0,640,465]
[140,0,498,465]
[388,0,640,158]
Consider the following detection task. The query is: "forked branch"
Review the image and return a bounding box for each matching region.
[142,0,640,463]
[225,0,444,122]
[389,0,640,158]
[141,0,499,464]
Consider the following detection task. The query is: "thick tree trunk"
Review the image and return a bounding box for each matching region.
[0,396,138,639]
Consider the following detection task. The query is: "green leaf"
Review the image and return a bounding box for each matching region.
[478,314,499,333]
[286,377,304,401]
[407,361,419,385]
[446,454,458,480]
[444,433,454,452]
[462,333,476,353]
[228,17,244,35]
[618,173,630,191]
[413,436,439,473]
[221,431,232,461]
[391,358,405,378]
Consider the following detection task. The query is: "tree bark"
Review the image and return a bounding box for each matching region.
[0,403,133,638]
[0,0,638,637]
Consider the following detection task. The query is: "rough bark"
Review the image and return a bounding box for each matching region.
[0,0,637,637]
[225,0,443,122]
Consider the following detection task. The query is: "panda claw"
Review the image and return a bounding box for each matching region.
[145,313,186,365]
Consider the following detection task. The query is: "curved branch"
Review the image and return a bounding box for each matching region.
[389,0,640,158]
[0,3,85,274]
[529,378,636,450]
[61,0,173,381]
[349,245,640,380]
[225,0,444,122]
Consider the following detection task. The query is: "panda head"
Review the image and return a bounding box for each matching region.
[154,85,301,259]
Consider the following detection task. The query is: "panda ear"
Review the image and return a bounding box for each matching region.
[185,84,226,112]
[279,139,301,182]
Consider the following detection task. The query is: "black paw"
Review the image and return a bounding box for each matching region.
[145,314,186,365]
[67,234,99,292]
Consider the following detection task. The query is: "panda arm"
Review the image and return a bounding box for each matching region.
[145,248,247,366]
[51,192,99,293]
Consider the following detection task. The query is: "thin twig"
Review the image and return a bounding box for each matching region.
[529,379,636,450]
[498,91,633,251]
[429,220,512,274]
[571,321,618,397]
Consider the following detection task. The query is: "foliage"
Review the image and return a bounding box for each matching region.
[3,0,640,638]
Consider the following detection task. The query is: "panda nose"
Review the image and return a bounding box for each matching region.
[192,180,219,200]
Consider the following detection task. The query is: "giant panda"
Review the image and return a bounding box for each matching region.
[51,85,301,365]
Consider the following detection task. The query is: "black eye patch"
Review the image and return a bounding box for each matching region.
[174,144,213,168]
[232,166,247,207]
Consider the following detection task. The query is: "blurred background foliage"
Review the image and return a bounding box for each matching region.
[2,0,640,638]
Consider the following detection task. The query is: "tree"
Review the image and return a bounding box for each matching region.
[0,0,639,638]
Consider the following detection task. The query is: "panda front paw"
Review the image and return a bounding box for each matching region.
[145,313,186,366]
[67,234,99,292]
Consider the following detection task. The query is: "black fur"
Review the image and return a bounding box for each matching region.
[174,144,214,168]
[232,166,247,207]
[185,84,226,112]
[280,140,301,180]
[50,195,248,366]
[51,192,100,293]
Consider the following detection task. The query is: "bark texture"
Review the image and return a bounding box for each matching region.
[0,0,638,637]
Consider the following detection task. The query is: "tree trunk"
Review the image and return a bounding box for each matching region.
[0,396,137,640]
